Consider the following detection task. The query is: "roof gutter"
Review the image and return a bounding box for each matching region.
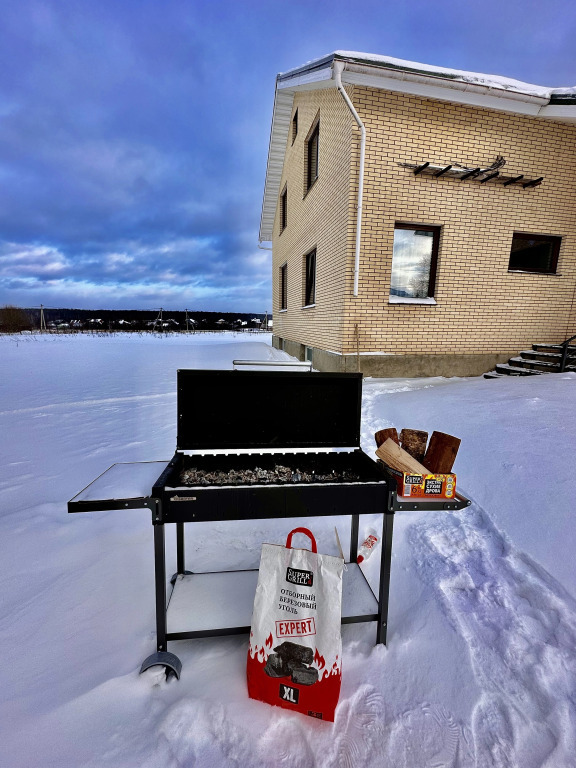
[334,61,365,297]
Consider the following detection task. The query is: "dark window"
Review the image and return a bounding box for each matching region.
[280,263,287,310]
[304,249,316,306]
[390,223,440,299]
[280,186,287,232]
[306,121,319,191]
[508,232,560,274]
[292,110,298,144]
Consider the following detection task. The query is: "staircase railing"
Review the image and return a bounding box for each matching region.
[560,334,576,372]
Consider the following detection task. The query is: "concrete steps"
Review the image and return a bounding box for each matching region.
[484,343,576,379]
[532,343,576,355]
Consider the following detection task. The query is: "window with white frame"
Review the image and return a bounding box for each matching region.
[303,249,316,306]
[305,119,319,192]
[390,223,440,299]
[279,263,287,310]
[280,185,287,233]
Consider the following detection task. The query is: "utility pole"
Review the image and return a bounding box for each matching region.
[40,304,47,332]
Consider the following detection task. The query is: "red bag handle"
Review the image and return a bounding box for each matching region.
[286,527,317,553]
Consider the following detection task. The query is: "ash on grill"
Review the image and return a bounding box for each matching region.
[179,464,362,486]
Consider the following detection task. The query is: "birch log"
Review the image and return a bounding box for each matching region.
[376,438,430,474]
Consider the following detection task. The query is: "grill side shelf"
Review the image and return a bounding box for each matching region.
[378,463,472,512]
[68,497,158,514]
[389,493,471,512]
[68,461,169,514]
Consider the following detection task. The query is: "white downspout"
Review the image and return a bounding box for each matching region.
[334,61,365,297]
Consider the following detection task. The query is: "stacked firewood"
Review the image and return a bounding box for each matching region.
[374,428,460,475]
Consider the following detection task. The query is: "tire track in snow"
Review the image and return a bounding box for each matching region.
[325,686,386,768]
[409,504,576,767]
[0,392,174,417]
[383,701,473,768]
[154,682,473,768]
[157,698,259,768]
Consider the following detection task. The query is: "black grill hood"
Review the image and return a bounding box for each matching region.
[176,370,362,451]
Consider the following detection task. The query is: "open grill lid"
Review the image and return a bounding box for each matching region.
[177,370,363,451]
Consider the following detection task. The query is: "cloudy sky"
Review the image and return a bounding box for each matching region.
[1,0,575,312]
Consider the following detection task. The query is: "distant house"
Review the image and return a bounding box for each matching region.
[259,51,576,376]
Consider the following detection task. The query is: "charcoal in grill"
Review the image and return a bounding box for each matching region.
[264,653,289,678]
[291,665,319,686]
[178,460,362,487]
[273,641,314,666]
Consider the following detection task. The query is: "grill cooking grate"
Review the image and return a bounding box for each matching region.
[179,464,361,486]
[176,451,383,488]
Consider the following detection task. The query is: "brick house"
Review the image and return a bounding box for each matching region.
[259,51,576,376]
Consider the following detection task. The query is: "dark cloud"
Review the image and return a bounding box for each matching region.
[0,0,574,310]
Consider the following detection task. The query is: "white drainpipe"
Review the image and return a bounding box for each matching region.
[334,61,365,297]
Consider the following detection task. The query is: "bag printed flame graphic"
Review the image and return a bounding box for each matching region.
[247,527,344,722]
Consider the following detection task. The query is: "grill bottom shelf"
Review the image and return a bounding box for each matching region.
[166,564,378,639]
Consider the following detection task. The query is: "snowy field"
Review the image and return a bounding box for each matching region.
[1,332,575,768]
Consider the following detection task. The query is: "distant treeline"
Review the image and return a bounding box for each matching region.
[2,307,268,332]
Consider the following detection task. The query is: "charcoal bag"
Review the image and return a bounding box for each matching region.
[247,527,344,722]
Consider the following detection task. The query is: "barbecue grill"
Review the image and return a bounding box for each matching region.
[68,369,470,679]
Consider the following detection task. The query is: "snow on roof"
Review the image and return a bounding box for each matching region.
[279,50,576,100]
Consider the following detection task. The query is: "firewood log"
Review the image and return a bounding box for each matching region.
[424,431,461,473]
[374,427,399,448]
[376,438,430,474]
[399,429,428,463]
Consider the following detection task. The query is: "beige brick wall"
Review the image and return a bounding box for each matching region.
[273,85,576,359]
[272,88,356,353]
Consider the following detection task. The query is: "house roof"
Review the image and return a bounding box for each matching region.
[260,51,576,242]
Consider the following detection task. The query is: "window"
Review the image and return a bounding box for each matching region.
[304,249,316,306]
[280,186,287,232]
[305,120,319,191]
[279,263,287,310]
[390,224,440,299]
[508,232,560,274]
[292,110,298,144]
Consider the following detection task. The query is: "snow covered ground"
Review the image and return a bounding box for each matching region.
[1,332,575,767]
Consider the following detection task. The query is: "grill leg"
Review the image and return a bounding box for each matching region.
[170,522,193,586]
[140,512,182,681]
[153,521,167,653]
[176,522,185,573]
[376,512,395,645]
[349,514,359,562]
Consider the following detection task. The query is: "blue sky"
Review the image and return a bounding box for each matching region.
[1,0,575,312]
